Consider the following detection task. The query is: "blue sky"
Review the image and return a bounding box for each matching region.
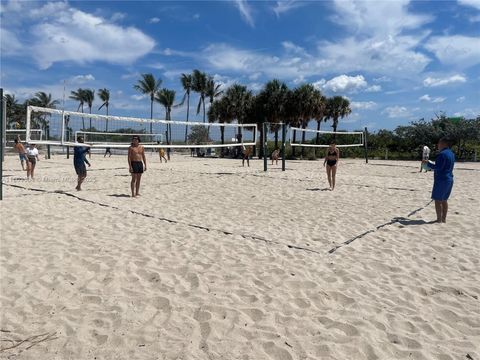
[1,0,479,131]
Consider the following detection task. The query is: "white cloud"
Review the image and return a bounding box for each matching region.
[373,76,391,83]
[110,12,126,22]
[331,0,433,36]
[425,35,480,68]
[383,106,410,118]
[453,108,480,118]
[469,14,480,22]
[419,94,446,103]
[350,101,377,110]
[70,74,95,84]
[458,0,480,10]
[273,1,305,17]
[457,96,466,102]
[29,6,155,69]
[131,94,146,101]
[365,85,382,92]
[322,75,368,93]
[423,75,467,87]
[312,79,326,90]
[149,17,160,23]
[233,0,254,27]
[0,28,23,55]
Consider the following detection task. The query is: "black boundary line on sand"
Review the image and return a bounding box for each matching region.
[327,200,434,254]
[3,183,321,256]
[369,162,480,172]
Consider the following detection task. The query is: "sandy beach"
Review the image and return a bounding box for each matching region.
[1,152,479,359]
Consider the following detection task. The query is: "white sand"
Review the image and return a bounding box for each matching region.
[1,152,479,359]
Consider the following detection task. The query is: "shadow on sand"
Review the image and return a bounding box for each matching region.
[306,187,331,192]
[108,194,131,198]
[393,217,437,226]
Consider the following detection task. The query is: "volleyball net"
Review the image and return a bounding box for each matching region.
[290,127,365,148]
[26,106,257,149]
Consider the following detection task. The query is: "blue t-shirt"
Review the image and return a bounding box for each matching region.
[428,148,455,181]
[74,146,90,168]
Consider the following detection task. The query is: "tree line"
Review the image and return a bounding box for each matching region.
[3,70,478,160]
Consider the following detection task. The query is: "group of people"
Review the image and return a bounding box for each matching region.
[13,138,40,180]
[13,135,456,222]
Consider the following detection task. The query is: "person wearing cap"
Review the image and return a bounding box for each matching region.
[128,135,147,197]
[74,136,91,191]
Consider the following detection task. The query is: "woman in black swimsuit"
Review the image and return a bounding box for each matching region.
[323,141,339,190]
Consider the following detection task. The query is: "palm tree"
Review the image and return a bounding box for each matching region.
[155,88,176,145]
[208,96,231,156]
[83,89,95,130]
[4,94,22,128]
[29,91,60,132]
[192,69,207,123]
[257,79,289,150]
[176,73,193,142]
[291,84,318,158]
[223,84,253,156]
[133,73,162,133]
[312,92,327,157]
[326,96,352,136]
[98,88,110,131]
[69,88,86,129]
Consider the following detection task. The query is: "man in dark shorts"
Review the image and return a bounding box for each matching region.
[423,138,455,223]
[128,136,147,197]
[104,147,112,157]
[14,137,28,170]
[74,136,91,191]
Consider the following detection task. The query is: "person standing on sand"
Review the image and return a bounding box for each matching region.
[13,137,28,170]
[271,148,280,165]
[420,145,430,172]
[323,141,339,190]
[242,146,252,167]
[25,143,40,180]
[128,136,147,197]
[423,138,455,223]
[104,147,112,157]
[74,136,91,191]
[159,148,168,163]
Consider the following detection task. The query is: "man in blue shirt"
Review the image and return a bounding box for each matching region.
[423,138,455,223]
[74,136,91,191]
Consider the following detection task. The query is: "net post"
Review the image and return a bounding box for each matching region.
[47,126,51,159]
[0,88,4,200]
[26,104,31,143]
[263,122,268,172]
[281,122,286,171]
[364,127,368,164]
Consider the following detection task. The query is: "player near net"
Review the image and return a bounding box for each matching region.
[323,141,339,191]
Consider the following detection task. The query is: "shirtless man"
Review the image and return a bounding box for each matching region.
[13,137,28,170]
[128,136,147,198]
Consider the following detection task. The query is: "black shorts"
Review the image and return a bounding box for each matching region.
[131,161,143,174]
[75,164,87,176]
[327,159,337,167]
[27,156,36,165]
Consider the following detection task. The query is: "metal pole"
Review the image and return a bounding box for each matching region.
[364,127,369,164]
[47,126,51,159]
[281,123,286,171]
[263,122,267,172]
[0,88,4,200]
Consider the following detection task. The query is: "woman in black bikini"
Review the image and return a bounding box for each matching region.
[323,141,339,190]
